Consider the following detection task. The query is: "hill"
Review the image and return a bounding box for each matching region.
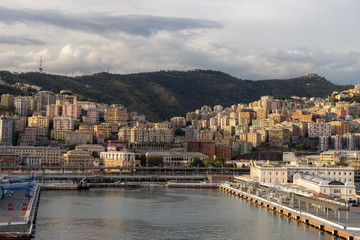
[0,70,352,121]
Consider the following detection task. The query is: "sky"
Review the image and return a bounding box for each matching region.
[0,0,359,84]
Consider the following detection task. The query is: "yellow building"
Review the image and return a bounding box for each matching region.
[170,117,186,128]
[104,107,127,124]
[320,151,336,164]
[28,115,50,128]
[247,132,261,148]
[51,130,69,140]
[63,150,93,167]
[267,128,291,147]
[65,130,93,145]
[320,150,360,165]
[93,124,111,141]
[1,94,14,108]
[3,146,63,166]
[330,121,351,135]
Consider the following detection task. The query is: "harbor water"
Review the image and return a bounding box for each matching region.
[34,188,337,240]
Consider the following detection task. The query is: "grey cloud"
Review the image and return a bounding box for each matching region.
[0,35,45,45]
[262,48,360,70]
[0,7,222,36]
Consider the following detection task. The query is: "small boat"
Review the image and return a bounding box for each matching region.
[77,181,90,190]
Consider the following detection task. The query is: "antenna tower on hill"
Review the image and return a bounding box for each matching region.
[39,56,43,73]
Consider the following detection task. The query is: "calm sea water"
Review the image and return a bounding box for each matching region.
[34,188,337,240]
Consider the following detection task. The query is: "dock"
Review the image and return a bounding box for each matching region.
[167,182,218,188]
[0,185,40,239]
[40,184,77,190]
[219,184,360,240]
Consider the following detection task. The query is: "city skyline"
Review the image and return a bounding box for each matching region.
[0,0,359,84]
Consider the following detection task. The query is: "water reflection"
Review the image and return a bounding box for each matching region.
[35,188,337,240]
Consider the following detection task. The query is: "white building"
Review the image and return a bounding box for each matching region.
[319,136,329,152]
[100,151,139,167]
[14,96,28,116]
[53,116,75,131]
[118,126,173,143]
[293,173,356,202]
[308,122,331,138]
[250,162,288,184]
[287,165,355,184]
[24,155,42,167]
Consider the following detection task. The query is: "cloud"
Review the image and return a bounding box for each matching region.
[0,6,222,37]
[1,34,359,85]
[0,35,45,45]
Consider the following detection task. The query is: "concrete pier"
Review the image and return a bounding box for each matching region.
[0,185,40,239]
[219,184,360,240]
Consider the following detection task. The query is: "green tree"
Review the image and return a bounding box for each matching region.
[174,128,185,136]
[205,157,225,167]
[338,157,349,166]
[295,142,311,151]
[139,154,147,166]
[191,157,205,167]
[92,152,99,158]
[68,144,76,150]
[148,156,163,167]
[213,157,225,167]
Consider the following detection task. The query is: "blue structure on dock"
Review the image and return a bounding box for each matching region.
[0,173,35,199]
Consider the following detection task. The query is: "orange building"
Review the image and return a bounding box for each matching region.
[186,141,232,160]
[239,109,256,126]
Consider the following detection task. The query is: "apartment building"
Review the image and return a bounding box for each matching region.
[28,115,50,128]
[170,117,186,128]
[62,103,81,120]
[0,117,14,146]
[2,146,63,166]
[63,150,93,167]
[46,104,62,118]
[65,130,93,145]
[14,96,28,116]
[267,128,291,147]
[1,94,14,108]
[118,126,173,143]
[104,107,127,124]
[53,116,75,131]
[308,121,331,138]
